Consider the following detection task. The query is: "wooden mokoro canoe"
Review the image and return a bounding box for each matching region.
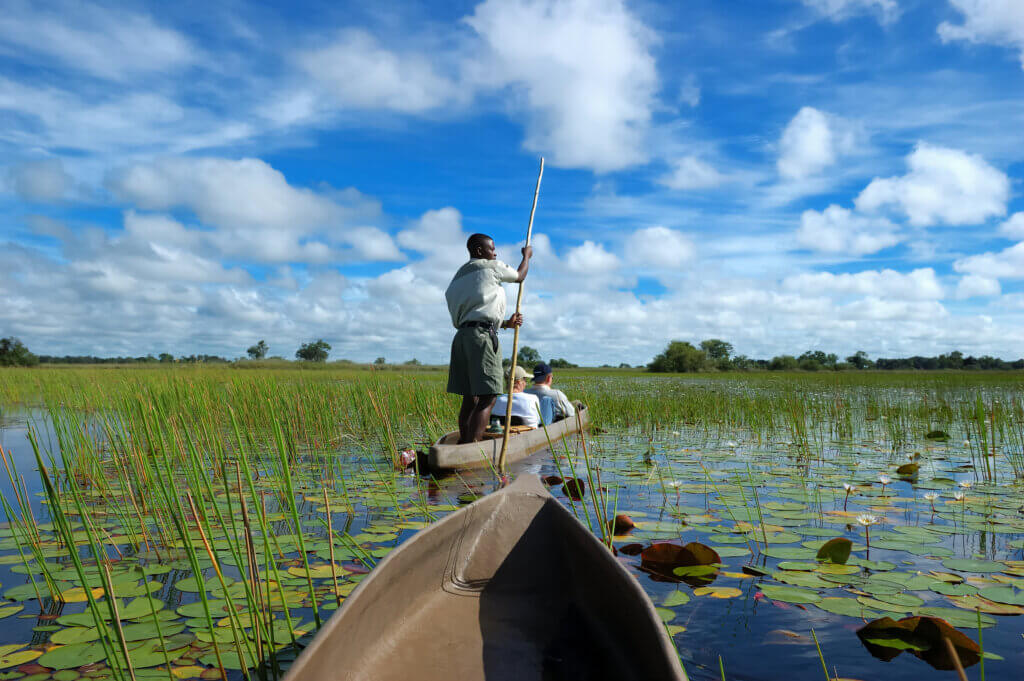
[283,474,687,681]
[427,403,590,471]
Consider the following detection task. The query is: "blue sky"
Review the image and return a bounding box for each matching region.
[1,0,1023,364]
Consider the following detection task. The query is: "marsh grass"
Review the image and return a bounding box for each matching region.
[0,366,1022,679]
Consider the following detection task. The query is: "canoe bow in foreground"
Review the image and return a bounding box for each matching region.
[428,403,590,471]
[283,474,687,681]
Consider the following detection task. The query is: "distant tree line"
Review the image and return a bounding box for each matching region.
[500,346,578,371]
[648,340,1024,373]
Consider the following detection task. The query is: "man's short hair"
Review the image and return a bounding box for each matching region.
[467,233,493,253]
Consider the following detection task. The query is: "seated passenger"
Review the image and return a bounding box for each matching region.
[492,365,541,428]
[525,362,576,421]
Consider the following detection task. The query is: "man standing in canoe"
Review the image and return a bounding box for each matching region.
[446,233,532,443]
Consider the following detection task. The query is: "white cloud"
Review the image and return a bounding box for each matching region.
[465,0,658,172]
[800,0,901,24]
[565,240,620,272]
[939,0,1024,69]
[297,29,461,113]
[7,159,71,201]
[795,205,900,255]
[777,107,858,179]
[954,240,1024,278]
[782,267,944,301]
[625,226,695,268]
[0,1,194,80]
[855,143,1009,226]
[955,274,1001,299]
[105,157,398,264]
[679,74,701,108]
[999,212,1024,238]
[396,207,466,256]
[108,157,334,230]
[659,156,725,190]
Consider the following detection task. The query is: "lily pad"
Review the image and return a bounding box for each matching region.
[815,597,879,618]
[977,585,1024,606]
[663,591,691,607]
[39,642,108,669]
[816,537,852,565]
[941,558,1004,573]
[759,584,821,603]
[693,586,742,599]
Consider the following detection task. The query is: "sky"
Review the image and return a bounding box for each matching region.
[1,0,1023,365]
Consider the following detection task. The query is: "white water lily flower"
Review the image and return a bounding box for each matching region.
[953,492,965,501]
[856,514,879,526]
[726,441,738,448]
[665,480,683,489]
[957,480,972,490]
[923,493,938,501]
[963,440,971,446]
[878,475,891,485]
[843,483,855,492]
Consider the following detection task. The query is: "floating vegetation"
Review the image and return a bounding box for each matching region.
[0,368,1021,681]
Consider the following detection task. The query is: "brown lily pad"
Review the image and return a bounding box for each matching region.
[856,616,981,670]
[608,514,635,534]
[562,478,586,500]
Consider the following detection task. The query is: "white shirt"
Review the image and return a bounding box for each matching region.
[492,391,541,428]
[525,384,575,419]
[445,259,519,327]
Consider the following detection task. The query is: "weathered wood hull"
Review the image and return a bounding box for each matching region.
[427,404,590,471]
[283,474,688,681]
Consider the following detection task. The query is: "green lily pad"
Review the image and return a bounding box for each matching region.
[916,607,996,628]
[663,591,691,607]
[815,597,879,618]
[39,642,108,669]
[978,585,1024,606]
[929,582,978,597]
[709,546,750,558]
[855,596,915,613]
[816,537,852,564]
[941,558,1005,573]
[873,592,924,608]
[762,547,817,560]
[759,584,821,603]
[0,648,41,670]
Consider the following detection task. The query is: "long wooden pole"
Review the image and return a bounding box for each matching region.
[499,157,544,474]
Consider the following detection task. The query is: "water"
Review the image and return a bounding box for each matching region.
[1,409,1022,680]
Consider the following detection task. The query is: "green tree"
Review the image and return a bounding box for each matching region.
[374,357,386,365]
[549,358,578,368]
[158,353,174,363]
[648,341,707,373]
[700,339,733,361]
[517,345,542,368]
[296,339,331,362]
[769,355,799,371]
[247,340,268,359]
[0,337,39,367]
[846,350,872,369]
[403,358,421,365]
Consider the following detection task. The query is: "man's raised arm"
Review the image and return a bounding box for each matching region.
[515,245,534,282]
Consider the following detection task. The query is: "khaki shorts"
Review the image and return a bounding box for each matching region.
[447,327,504,396]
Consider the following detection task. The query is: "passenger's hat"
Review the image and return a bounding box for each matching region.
[509,365,530,381]
[532,362,553,381]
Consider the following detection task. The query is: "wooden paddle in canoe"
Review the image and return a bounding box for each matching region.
[428,403,590,471]
[283,473,688,681]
